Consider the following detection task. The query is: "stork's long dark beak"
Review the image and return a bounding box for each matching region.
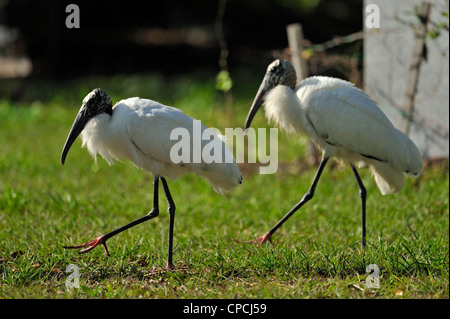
[244,76,269,131]
[61,105,89,165]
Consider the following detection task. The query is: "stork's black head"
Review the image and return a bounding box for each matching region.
[264,59,297,90]
[82,88,113,117]
[244,59,297,130]
[61,88,113,165]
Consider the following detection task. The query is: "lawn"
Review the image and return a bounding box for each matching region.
[0,72,448,299]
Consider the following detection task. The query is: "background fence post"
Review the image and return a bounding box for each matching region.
[287,23,319,166]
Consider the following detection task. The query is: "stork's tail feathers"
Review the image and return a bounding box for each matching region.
[198,164,242,195]
[370,161,405,195]
[369,136,423,195]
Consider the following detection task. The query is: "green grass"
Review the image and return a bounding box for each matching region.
[0,73,448,299]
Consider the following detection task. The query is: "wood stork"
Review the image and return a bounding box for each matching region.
[243,59,423,248]
[61,88,242,269]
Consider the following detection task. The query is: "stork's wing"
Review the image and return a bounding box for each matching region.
[120,97,241,192]
[301,79,419,172]
[123,97,198,166]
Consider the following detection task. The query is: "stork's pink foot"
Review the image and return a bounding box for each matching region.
[233,231,273,246]
[63,235,110,256]
[165,262,174,270]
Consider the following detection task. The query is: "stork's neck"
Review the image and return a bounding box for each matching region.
[80,112,117,164]
[263,85,308,135]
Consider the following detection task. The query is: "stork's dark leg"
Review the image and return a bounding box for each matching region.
[350,164,367,249]
[64,176,161,256]
[241,157,330,245]
[160,177,176,269]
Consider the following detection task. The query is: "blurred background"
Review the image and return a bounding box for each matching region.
[0,0,362,79]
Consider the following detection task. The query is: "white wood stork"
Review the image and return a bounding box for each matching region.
[243,59,423,248]
[61,88,242,269]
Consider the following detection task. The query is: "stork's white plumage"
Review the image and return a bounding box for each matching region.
[61,88,242,269]
[79,96,241,194]
[243,59,423,247]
